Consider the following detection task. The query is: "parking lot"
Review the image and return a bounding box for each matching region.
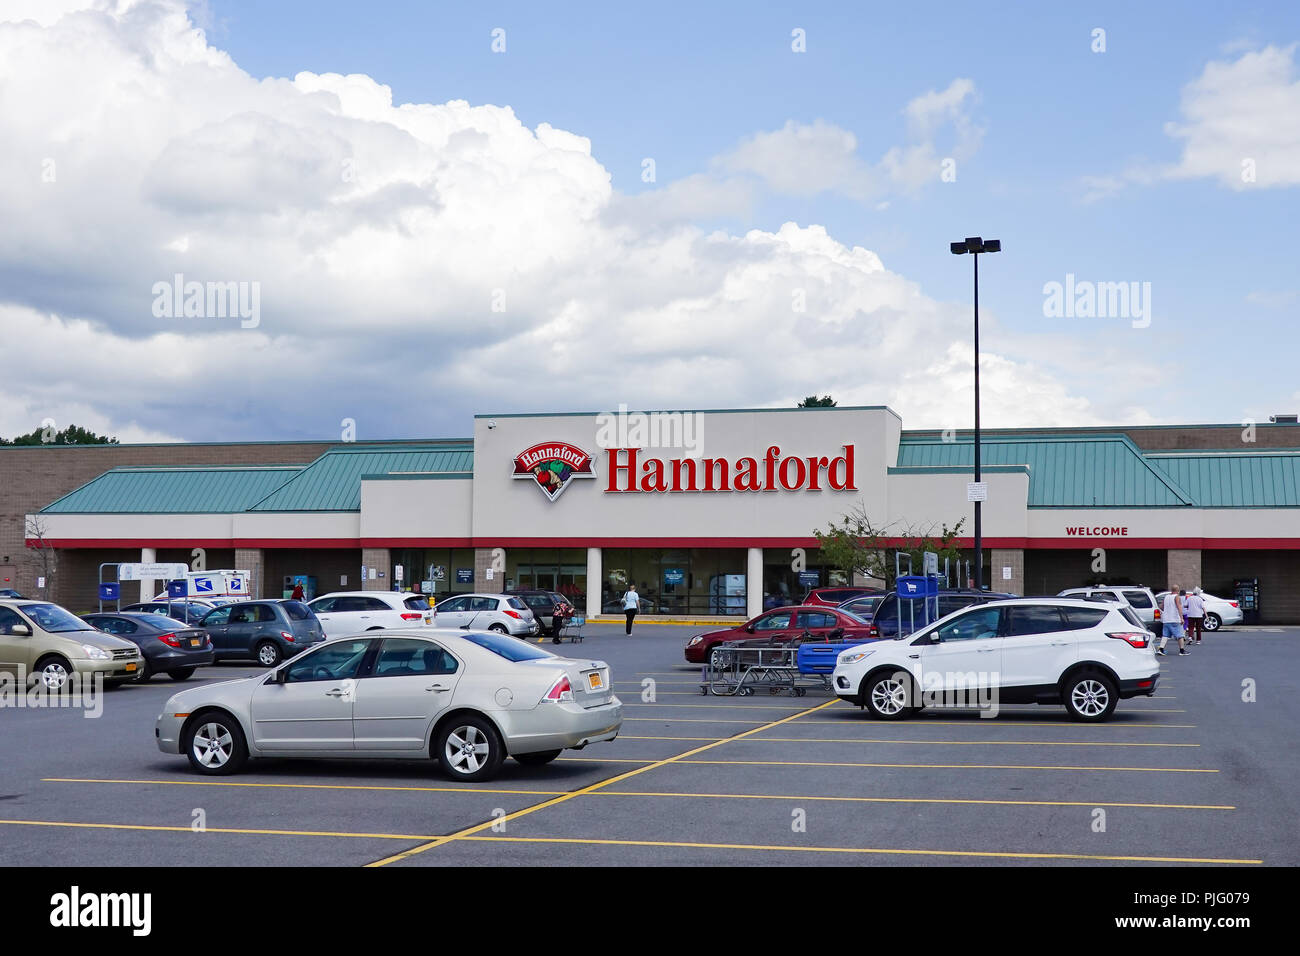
[1,622,1297,867]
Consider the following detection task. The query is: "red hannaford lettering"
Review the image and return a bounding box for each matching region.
[605,445,856,493]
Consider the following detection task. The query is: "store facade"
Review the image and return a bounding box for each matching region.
[22,407,1300,623]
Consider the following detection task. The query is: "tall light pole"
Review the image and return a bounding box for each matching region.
[950,236,1000,590]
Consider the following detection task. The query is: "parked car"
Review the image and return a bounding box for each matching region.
[869,589,1019,639]
[81,611,213,681]
[434,593,539,637]
[505,589,569,637]
[1154,590,1243,631]
[838,593,886,620]
[804,586,880,607]
[0,588,25,599]
[0,599,143,689]
[196,599,324,667]
[833,597,1159,722]
[307,591,435,638]
[123,600,216,625]
[154,630,623,781]
[685,605,875,666]
[1058,586,1161,633]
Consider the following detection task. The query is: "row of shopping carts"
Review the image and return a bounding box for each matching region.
[698,636,844,697]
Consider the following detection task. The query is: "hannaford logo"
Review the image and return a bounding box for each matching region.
[512,442,596,501]
[605,445,856,493]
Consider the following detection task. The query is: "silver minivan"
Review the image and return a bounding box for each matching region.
[1057,586,1161,633]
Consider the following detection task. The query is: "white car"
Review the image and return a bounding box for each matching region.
[307,591,436,638]
[1057,585,1161,632]
[1155,591,1243,631]
[434,593,539,637]
[832,598,1159,722]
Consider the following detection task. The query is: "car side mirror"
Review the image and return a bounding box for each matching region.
[828,627,845,640]
[11,624,30,637]
[268,667,287,684]
[744,624,755,633]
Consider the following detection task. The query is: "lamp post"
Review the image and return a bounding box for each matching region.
[949,236,1000,590]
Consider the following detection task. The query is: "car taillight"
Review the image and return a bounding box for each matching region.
[157,633,181,648]
[1230,602,1239,608]
[1108,631,1150,648]
[504,609,522,619]
[401,613,423,620]
[281,630,295,642]
[1153,609,1161,619]
[868,625,879,638]
[544,675,573,702]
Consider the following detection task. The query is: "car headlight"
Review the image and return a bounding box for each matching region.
[687,635,703,646]
[838,649,875,665]
[81,644,111,660]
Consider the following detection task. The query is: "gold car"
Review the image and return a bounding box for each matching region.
[0,599,143,689]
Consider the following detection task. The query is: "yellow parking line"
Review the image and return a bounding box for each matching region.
[623,702,821,709]
[620,736,1199,748]
[592,791,1233,810]
[559,757,1217,773]
[793,718,1200,729]
[363,699,839,867]
[0,819,436,840]
[456,835,1260,865]
[624,717,772,724]
[41,778,565,796]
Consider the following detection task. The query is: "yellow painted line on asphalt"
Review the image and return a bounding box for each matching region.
[623,702,825,709]
[455,835,1260,865]
[42,778,566,797]
[0,819,437,841]
[620,736,1199,748]
[624,717,773,724]
[559,757,1218,773]
[591,791,1234,810]
[363,699,839,867]
[625,716,1199,728]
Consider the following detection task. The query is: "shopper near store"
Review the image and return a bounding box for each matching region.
[291,581,305,601]
[1158,586,1189,656]
[1186,587,1206,645]
[621,584,639,634]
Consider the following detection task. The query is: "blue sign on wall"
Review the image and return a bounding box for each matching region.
[663,568,685,586]
[798,571,820,587]
[98,582,119,601]
[456,568,473,584]
[165,580,187,598]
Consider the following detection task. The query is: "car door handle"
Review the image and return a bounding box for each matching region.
[1049,641,1068,646]
[324,688,348,697]
[908,653,919,659]
[426,684,450,692]
[977,648,995,653]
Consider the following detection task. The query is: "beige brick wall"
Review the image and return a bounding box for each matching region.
[474,547,505,593]
[361,548,391,590]
[991,548,1024,595]
[1166,549,1202,591]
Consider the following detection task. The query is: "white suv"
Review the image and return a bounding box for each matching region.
[433,593,539,637]
[832,598,1159,722]
[1058,586,1160,633]
[307,591,435,638]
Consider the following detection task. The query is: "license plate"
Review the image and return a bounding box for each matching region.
[587,672,603,690]
[190,639,201,647]
[125,662,137,672]
[424,616,431,625]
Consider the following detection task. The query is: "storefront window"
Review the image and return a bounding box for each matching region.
[601,549,746,616]
[762,549,845,610]
[504,549,587,606]
[391,548,476,599]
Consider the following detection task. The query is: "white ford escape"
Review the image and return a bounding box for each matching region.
[832,598,1159,722]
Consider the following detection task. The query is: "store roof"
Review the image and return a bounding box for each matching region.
[895,434,1194,507]
[246,445,474,512]
[41,465,305,514]
[1146,452,1300,507]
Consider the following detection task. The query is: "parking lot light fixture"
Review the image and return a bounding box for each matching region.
[950,236,1001,589]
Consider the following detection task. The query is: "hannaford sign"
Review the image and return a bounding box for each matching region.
[605,445,856,493]
[512,442,596,501]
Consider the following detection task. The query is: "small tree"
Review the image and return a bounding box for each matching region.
[24,515,59,598]
[797,395,837,408]
[1,423,118,445]
[814,503,965,588]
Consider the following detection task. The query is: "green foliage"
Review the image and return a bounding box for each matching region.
[0,424,118,445]
[814,503,966,587]
[797,395,837,408]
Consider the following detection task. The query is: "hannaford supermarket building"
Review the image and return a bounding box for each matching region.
[9,406,1300,623]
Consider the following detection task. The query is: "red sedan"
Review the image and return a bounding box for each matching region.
[684,605,874,665]
[803,587,882,607]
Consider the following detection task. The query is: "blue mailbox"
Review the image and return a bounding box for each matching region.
[98,582,119,602]
[165,579,187,598]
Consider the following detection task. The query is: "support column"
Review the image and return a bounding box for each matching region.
[586,547,602,618]
[138,547,156,603]
[360,547,391,591]
[990,548,1024,595]
[474,548,504,593]
[235,548,265,600]
[1167,549,1201,590]
[746,547,763,620]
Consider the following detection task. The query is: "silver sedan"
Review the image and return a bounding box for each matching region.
[154,629,622,781]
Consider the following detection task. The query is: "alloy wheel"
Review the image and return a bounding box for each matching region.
[193,721,234,769]
[871,678,907,715]
[1071,679,1109,717]
[41,662,69,691]
[445,725,491,775]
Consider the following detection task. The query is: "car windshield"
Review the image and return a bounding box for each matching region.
[840,609,870,624]
[21,603,94,633]
[281,601,313,620]
[459,630,555,662]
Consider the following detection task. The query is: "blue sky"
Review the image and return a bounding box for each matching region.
[2,0,1298,442]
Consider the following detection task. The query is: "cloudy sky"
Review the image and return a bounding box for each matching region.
[1,0,1298,443]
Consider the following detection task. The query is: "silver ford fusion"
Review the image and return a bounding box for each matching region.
[154,629,622,781]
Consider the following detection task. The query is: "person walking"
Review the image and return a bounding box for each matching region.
[1186,587,1206,645]
[621,584,640,635]
[290,581,305,601]
[1158,586,1189,656]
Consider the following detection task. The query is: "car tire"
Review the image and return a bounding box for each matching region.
[513,749,562,766]
[255,641,281,667]
[1203,613,1221,632]
[435,715,505,782]
[488,623,508,634]
[134,659,153,682]
[862,671,915,720]
[183,711,249,775]
[168,667,196,681]
[1062,672,1118,722]
[33,655,73,693]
